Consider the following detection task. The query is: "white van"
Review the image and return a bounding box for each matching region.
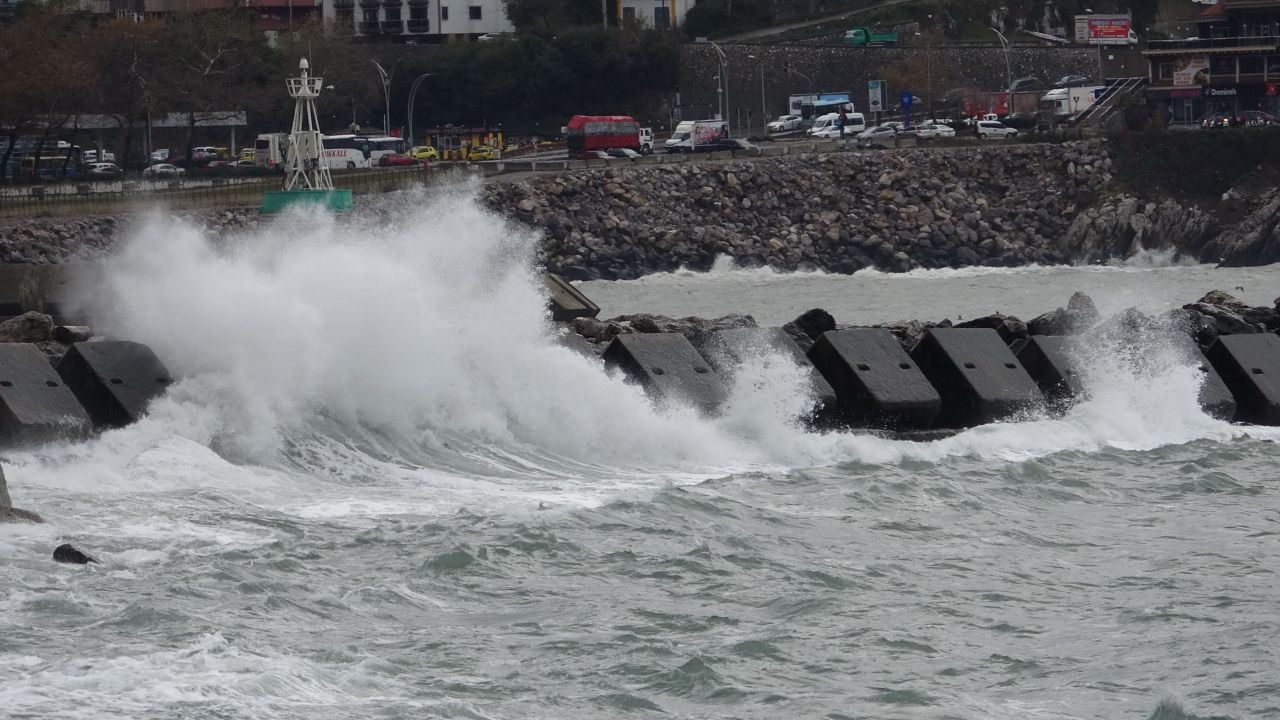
[664,120,729,152]
[808,112,867,138]
[664,121,695,152]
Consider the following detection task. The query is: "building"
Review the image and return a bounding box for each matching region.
[321,0,513,41]
[71,0,321,31]
[614,0,687,29]
[1144,0,1280,122]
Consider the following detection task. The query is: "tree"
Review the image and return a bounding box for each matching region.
[82,18,172,170]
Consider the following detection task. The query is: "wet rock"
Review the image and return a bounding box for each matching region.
[782,308,836,352]
[1195,289,1249,310]
[53,544,96,564]
[52,325,93,344]
[0,311,54,343]
[955,313,1028,345]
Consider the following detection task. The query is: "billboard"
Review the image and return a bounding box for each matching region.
[1074,14,1134,45]
[1173,56,1210,86]
[868,80,885,112]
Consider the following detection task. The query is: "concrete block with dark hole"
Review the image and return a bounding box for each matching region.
[1205,333,1280,424]
[806,328,941,429]
[910,328,1044,428]
[55,341,174,429]
[545,273,600,322]
[0,343,91,444]
[1016,335,1085,405]
[693,327,839,425]
[602,333,727,415]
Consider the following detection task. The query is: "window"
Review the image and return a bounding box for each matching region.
[653,6,669,28]
[363,8,377,21]
[410,6,426,19]
[468,5,480,19]
[1158,63,1174,80]
[336,8,353,22]
[385,6,400,20]
[1241,55,1264,74]
[1210,56,1235,77]
[440,5,448,19]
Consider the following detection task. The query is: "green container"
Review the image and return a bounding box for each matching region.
[260,189,354,213]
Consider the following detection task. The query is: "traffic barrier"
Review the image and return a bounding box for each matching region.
[0,344,91,444]
[1015,335,1084,404]
[693,327,838,425]
[55,341,173,429]
[601,333,727,415]
[544,273,599,322]
[910,328,1043,427]
[1205,333,1280,424]
[807,328,941,429]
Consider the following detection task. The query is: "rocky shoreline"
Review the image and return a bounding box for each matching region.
[2,140,1280,274]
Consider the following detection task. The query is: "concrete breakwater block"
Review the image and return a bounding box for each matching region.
[910,328,1043,428]
[1194,351,1238,421]
[602,333,727,414]
[544,273,600,322]
[1205,333,1280,424]
[1015,335,1084,404]
[693,327,838,424]
[806,328,941,429]
[0,344,92,443]
[56,341,173,429]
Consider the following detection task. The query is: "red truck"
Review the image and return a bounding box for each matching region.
[563,115,643,158]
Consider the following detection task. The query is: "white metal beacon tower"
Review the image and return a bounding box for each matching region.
[261,58,353,213]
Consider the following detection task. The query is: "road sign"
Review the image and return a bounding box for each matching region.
[868,80,885,113]
[900,92,913,109]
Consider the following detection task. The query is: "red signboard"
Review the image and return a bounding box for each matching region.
[1075,14,1133,45]
[1268,82,1279,97]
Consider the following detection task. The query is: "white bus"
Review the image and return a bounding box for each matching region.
[319,135,407,169]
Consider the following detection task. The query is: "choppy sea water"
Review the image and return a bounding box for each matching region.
[2,186,1279,720]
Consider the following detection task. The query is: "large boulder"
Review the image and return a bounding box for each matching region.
[955,313,1029,345]
[0,464,43,524]
[0,312,54,343]
[782,308,836,352]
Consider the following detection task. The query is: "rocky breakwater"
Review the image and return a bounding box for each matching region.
[485,141,1111,280]
[0,208,260,263]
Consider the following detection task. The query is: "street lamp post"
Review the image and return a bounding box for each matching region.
[699,38,729,122]
[783,65,812,91]
[990,26,1013,110]
[407,73,431,147]
[1085,7,1104,84]
[371,60,399,135]
[748,54,767,134]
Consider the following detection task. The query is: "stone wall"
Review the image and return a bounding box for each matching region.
[484,141,1112,280]
[678,43,1100,130]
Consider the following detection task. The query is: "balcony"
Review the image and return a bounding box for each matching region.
[381,19,403,32]
[407,0,428,6]
[406,17,429,31]
[333,0,353,7]
[358,0,379,7]
[357,20,380,32]
[381,0,401,6]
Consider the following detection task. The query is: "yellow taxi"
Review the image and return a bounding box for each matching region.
[410,145,438,160]
[467,146,495,161]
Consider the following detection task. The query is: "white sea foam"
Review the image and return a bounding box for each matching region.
[0,185,1265,518]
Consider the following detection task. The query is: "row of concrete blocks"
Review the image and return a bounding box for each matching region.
[0,341,172,445]
[583,326,1280,429]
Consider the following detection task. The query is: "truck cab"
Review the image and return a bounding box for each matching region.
[844,27,899,46]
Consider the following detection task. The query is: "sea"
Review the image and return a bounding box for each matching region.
[1,185,1278,720]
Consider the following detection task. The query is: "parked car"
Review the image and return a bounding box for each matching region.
[976,120,1018,139]
[916,121,956,140]
[767,114,803,133]
[1200,112,1232,128]
[87,162,123,179]
[605,147,641,158]
[855,125,900,148]
[704,138,757,152]
[1008,76,1040,93]
[150,149,170,162]
[378,152,417,167]
[1054,75,1091,88]
[1240,110,1278,126]
[476,32,508,41]
[238,148,255,163]
[467,146,496,161]
[142,163,184,178]
[410,145,439,160]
